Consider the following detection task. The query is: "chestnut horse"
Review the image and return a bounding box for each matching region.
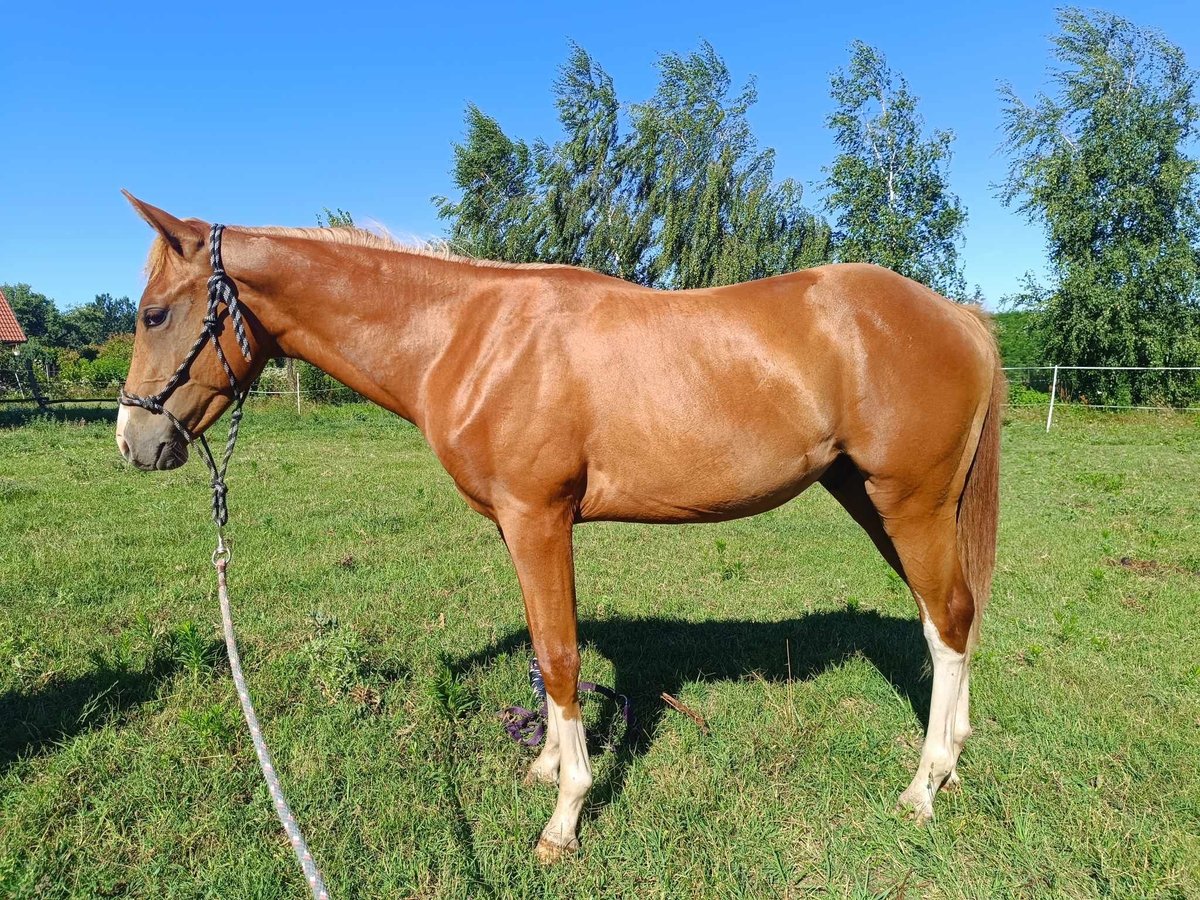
[116,193,1003,861]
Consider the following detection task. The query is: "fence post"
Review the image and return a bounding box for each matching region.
[285,358,301,415]
[1045,365,1059,432]
[26,359,48,410]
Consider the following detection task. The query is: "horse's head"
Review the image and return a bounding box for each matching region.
[116,192,273,470]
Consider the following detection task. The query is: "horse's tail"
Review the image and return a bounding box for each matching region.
[958,346,1006,650]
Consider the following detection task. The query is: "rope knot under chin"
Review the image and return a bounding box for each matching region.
[210,477,229,526]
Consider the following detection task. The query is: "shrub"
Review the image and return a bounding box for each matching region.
[58,334,134,390]
[298,361,362,404]
[1008,383,1050,407]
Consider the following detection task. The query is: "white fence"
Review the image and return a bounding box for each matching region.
[0,362,353,412]
[1004,365,1200,431]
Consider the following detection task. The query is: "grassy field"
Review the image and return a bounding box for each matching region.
[1,402,1197,898]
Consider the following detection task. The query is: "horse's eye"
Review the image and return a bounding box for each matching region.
[143,307,168,328]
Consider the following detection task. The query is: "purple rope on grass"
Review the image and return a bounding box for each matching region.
[500,657,635,747]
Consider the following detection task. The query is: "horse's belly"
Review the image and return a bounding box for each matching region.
[577,431,838,524]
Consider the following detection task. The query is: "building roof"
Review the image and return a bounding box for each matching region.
[0,287,28,344]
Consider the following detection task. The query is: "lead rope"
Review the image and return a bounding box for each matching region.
[216,551,330,900]
[121,225,330,898]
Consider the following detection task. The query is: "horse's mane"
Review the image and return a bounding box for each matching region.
[145,221,569,279]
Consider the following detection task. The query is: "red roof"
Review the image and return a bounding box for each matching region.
[0,287,27,344]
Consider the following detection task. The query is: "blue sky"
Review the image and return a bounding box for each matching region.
[2,1,1196,310]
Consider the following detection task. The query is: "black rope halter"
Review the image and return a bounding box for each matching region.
[119,224,251,527]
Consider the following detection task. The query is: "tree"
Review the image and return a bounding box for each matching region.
[3,283,62,342]
[56,293,136,348]
[628,42,831,288]
[317,208,355,228]
[2,285,134,350]
[61,293,137,347]
[434,41,831,287]
[534,44,648,280]
[433,105,544,262]
[824,41,967,298]
[993,311,1042,363]
[999,8,1200,406]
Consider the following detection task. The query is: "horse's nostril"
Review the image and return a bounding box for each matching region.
[117,434,131,460]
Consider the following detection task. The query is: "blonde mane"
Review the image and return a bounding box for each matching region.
[145,221,571,279]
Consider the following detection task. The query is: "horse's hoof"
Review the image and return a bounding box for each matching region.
[523,760,559,788]
[896,785,935,824]
[534,836,579,864]
[941,770,962,793]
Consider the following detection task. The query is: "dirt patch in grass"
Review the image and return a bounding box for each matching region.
[1110,556,1199,577]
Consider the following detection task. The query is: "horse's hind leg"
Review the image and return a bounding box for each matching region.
[824,462,973,817]
[868,490,975,823]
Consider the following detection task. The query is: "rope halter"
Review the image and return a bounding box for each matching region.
[119,224,251,527]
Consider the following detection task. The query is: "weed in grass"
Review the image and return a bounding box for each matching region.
[168,620,218,678]
[133,611,161,653]
[2,634,56,690]
[713,538,747,582]
[309,610,338,633]
[884,569,907,598]
[178,702,237,747]
[305,619,368,701]
[1075,471,1125,493]
[1053,602,1083,644]
[303,613,404,715]
[348,684,383,715]
[0,478,36,502]
[429,660,475,720]
[95,631,139,674]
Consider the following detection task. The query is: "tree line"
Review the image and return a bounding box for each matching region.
[433,39,967,298]
[2,285,136,390]
[7,8,1198,406]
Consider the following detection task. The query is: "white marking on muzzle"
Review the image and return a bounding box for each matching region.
[116,404,131,459]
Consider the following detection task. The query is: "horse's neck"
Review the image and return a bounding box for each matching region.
[234,233,483,426]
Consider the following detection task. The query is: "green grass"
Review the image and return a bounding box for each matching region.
[1,402,1197,898]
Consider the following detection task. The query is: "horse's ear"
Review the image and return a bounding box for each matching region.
[122,190,206,258]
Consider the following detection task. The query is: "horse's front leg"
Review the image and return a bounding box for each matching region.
[498,505,591,862]
[524,702,562,787]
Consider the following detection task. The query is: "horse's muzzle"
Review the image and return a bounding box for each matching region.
[116,405,190,470]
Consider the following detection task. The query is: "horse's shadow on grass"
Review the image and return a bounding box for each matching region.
[0,655,180,774]
[455,609,929,819]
